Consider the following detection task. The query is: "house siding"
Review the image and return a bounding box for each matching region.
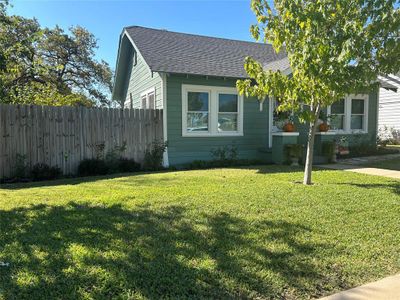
[123,45,163,109]
[166,74,270,166]
[379,75,400,131]
[296,90,379,147]
[165,74,378,166]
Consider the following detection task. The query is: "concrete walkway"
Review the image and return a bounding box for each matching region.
[320,274,400,300]
[337,153,400,165]
[320,164,400,179]
[319,153,400,180]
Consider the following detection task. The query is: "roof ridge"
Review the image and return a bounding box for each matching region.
[124,25,275,48]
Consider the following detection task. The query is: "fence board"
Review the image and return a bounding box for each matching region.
[0,104,163,178]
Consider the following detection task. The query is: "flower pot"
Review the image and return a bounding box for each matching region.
[319,123,329,132]
[290,156,299,166]
[283,123,295,132]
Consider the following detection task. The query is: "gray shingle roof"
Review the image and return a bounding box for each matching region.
[124,26,288,79]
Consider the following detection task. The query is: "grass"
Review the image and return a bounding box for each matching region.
[362,158,400,171]
[0,166,399,299]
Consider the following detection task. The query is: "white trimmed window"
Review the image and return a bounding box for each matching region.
[141,87,155,109]
[327,94,368,133]
[182,85,243,137]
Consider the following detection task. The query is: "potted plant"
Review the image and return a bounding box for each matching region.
[283,115,295,132]
[285,144,303,166]
[337,136,349,155]
[318,111,330,132]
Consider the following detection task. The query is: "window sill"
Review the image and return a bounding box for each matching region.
[329,130,368,135]
[182,132,244,138]
[272,132,299,136]
[315,131,337,135]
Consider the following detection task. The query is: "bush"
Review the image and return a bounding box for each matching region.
[322,141,336,163]
[78,159,109,177]
[284,144,304,164]
[188,159,265,170]
[143,140,167,171]
[117,158,141,173]
[30,163,61,181]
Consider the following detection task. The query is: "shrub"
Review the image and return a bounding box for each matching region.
[30,163,61,181]
[117,158,141,173]
[78,159,109,176]
[211,145,238,161]
[188,159,265,170]
[284,144,303,165]
[322,141,336,163]
[143,140,167,171]
[14,154,28,179]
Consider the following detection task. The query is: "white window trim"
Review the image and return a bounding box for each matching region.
[140,87,155,109]
[327,94,369,134]
[182,84,244,137]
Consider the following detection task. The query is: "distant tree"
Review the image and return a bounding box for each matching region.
[0,4,113,106]
[237,0,400,185]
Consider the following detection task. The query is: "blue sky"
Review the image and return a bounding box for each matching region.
[9,0,263,71]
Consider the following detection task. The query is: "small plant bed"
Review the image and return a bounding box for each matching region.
[1,166,399,299]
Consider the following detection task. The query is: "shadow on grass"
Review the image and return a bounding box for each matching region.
[337,181,400,196]
[0,165,300,191]
[0,170,175,191]
[0,202,342,299]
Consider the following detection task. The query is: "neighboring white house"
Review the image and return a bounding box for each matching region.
[378,74,400,142]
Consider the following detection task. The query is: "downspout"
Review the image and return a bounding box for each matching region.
[161,73,169,167]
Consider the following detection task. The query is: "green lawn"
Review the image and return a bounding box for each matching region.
[0,166,399,299]
[362,158,400,171]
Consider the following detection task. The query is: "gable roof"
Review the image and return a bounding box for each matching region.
[124,26,288,79]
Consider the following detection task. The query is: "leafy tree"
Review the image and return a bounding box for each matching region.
[237,0,400,184]
[0,3,113,106]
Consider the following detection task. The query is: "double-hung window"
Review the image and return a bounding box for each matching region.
[327,94,368,133]
[182,85,243,137]
[330,99,345,130]
[218,93,238,132]
[187,91,209,132]
[350,98,365,130]
[141,88,155,109]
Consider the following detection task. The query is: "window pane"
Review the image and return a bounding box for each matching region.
[188,92,208,111]
[141,95,147,109]
[187,112,208,132]
[351,115,363,130]
[148,92,155,109]
[218,113,237,132]
[330,115,344,130]
[352,99,364,114]
[331,99,345,114]
[219,94,238,112]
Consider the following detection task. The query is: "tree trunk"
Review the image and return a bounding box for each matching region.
[303,106,321,185]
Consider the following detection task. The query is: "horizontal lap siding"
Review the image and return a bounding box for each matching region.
[297,90,379,146]
[166,75,269,166]
[123,46,163,109]
[379,84,400,130]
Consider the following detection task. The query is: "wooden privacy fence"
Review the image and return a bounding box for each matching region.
[0,104,163,178]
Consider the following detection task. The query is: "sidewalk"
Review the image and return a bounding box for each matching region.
[320,274,400,300]
[320,164,400,179]
[319,153,400,180]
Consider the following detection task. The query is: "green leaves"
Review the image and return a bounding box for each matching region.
[240,0,399,184]
[0,8,113,106]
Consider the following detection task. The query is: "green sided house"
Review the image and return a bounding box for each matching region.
[112,26,381,167]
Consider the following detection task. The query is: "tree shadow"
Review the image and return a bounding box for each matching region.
[0,203,343,299]
[336,181,400,196]
[0,170,177,191]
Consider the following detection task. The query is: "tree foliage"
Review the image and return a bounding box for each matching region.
[237,0,400,184]
[0,3,113,106]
